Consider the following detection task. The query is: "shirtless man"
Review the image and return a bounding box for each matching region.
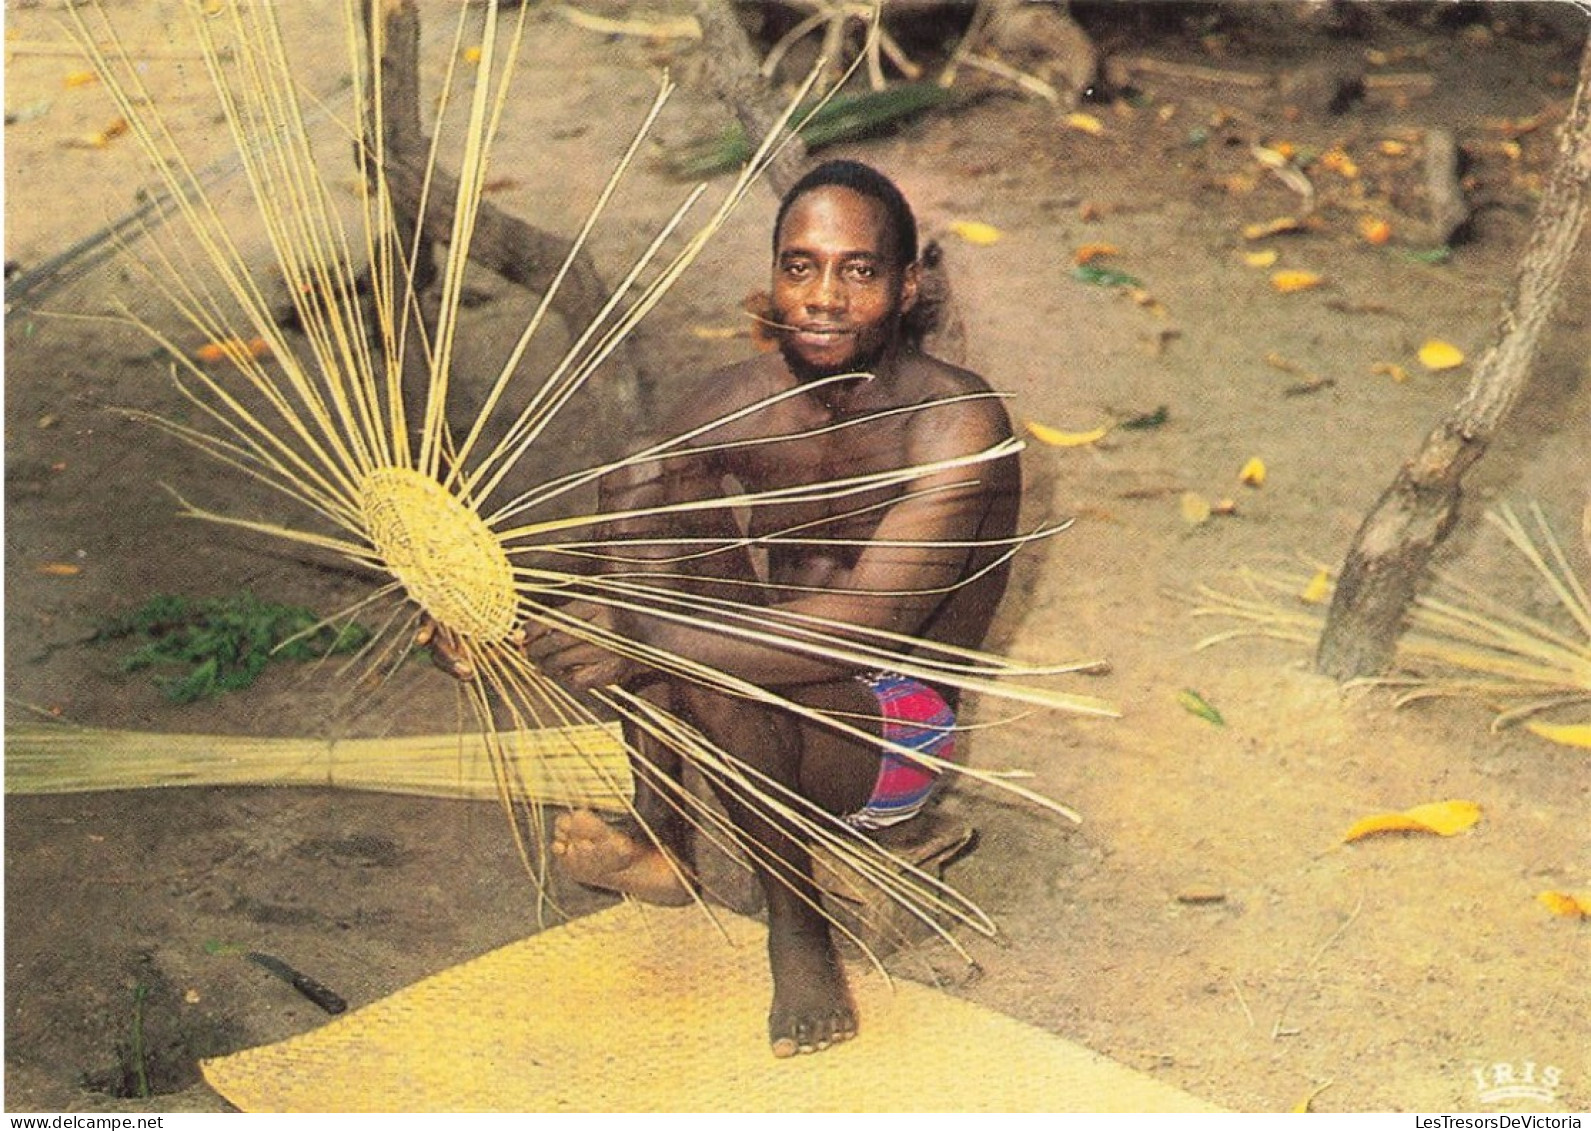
[522,160,1020,1057]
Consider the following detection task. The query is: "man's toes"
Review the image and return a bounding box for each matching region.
[770,1009,853,1058]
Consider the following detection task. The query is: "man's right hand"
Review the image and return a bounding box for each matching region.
[415,616,476,682]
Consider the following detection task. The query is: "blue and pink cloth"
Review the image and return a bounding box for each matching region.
[847,672,957,830]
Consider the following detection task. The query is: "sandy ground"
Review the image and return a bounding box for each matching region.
[5,0,1589,1113]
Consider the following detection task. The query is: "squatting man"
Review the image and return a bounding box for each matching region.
[435,159,1022,1058]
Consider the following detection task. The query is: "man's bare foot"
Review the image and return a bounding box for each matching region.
[551,810,694,906]
[767,924,857,1057]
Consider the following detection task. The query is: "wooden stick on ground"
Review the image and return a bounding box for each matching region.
[1316,34,1591,682]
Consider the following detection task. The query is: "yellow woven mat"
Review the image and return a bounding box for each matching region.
[202,902,1220,1112]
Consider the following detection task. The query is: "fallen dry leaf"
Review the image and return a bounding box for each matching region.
[1524,722,1591,749]
[1536,891,1591,919]
[1418,339,1465,370]
[1371,361,1410,383]
[37,563,82,577]
[63,117,130,149]
[1065,111,1105,136]
[948,219,1002,246]
[1343,799,1481,843]
[1125,286,1167,316]
[1073,242,1118,265]
[1271,269,1325,294]
[1264,351,1308,376]
[1026,420,1110,448]
[1358,215,1393,245]
[1318,147,1360,178]
[1243,216,1308,240]
[1292,1081,1334,1113]
[195,337,272,364]
[1179,491,1212,526]
[1300,569,1332,604]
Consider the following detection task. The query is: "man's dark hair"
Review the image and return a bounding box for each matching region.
[773,160,918,267]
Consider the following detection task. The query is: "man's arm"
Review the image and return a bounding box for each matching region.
[531,399,1016,689]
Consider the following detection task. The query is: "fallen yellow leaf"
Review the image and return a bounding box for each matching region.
[1300,569,1332,604]
[1271,269,1324,293]
[948,219,1002,246]
[1292,1081,1333,1113]
[1026,420,1110,447]
[63,69,99,88]
[1179,491,1212,526]
[1318,147,1360,178]
[1243,249,1279,268]
[1536,891,1591,918]
[63,117,130,150]
[1065,112,1105,136]
[1343,799,1481,843]
[1238,457,1266,487]
[1418,339,1465,370]
[1243,216,1306,240]
[1524,722,1591,749]
[463,45,483,64]
[1126,287,1167,317]
[1357,215,1393,245]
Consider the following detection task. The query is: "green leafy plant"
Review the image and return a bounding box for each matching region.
[93,592,369,703]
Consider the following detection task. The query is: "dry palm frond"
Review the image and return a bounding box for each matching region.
[1191,502,1591,730]
[61,0,1115,953]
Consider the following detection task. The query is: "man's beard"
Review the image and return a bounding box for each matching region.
[777,334,890,385]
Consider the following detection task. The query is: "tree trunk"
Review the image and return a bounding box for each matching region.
[692,0,810,198]
[1316,34,1591,681]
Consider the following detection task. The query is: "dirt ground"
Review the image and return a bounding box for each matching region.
[5,0,1589,1114]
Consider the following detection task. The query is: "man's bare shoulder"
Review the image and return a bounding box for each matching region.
[897,352,1014,450]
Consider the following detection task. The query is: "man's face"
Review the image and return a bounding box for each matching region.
[771,185,919,382]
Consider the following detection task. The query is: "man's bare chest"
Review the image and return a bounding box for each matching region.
[723,419,911,540]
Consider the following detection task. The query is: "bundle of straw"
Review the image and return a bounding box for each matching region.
[1193,502,1591,731]
[62,0,1116,954]
[6,722,629,806]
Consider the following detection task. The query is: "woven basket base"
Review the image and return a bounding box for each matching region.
[201,902,1221,1112]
